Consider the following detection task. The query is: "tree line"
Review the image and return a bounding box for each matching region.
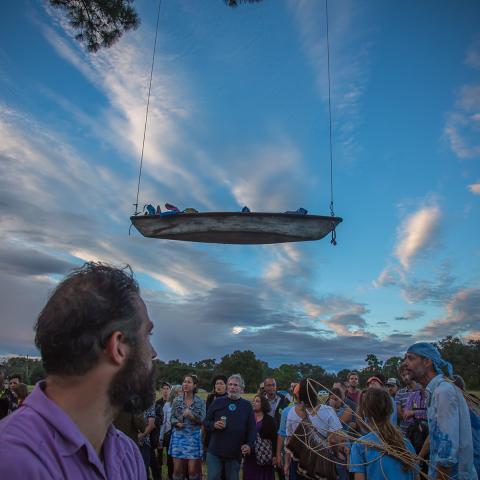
[2,336,478,391]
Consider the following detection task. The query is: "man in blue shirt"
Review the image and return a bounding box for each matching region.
[403,342,477,480]
[204,374,256,480]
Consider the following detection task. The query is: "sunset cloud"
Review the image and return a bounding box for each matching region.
[420,288,480,339]
[394,205,441,270]
[467,182,480,195]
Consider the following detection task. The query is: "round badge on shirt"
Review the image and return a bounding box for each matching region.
[228,403,237,411]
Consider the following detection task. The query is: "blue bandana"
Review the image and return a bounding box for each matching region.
[407,342,453,376]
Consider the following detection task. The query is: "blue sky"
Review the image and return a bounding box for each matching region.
[0,0,479,371]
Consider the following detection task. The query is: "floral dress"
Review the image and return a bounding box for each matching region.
[168,395,206,460]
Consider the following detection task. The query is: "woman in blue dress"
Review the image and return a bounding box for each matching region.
[349,388,419,480]
[169,374,206,480]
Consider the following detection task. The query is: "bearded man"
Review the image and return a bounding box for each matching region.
[403,342,477,480]
[0,263,157,479]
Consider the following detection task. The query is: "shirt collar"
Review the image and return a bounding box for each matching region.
[425,374,445,404]
[24,381,119,478]
[24,382,88,456]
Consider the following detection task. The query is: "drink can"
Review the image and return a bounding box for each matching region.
[220,415,227,426]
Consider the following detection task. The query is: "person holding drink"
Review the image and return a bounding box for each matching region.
[204,374,256,480]
[169,374,206,480]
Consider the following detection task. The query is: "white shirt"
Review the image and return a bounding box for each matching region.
[286,404,342,439]
[159,402,172,440]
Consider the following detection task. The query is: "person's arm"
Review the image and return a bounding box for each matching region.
[159,404,168,441]
[203,400,225,431]
[396,398,404,421]
[431,384,459,475]
[138,417,155,443]
[170,397,184,428]
[354,474,365,480]
[340,407,352,425]
[194,397,206,424]
[418,435,429,459]
[276,434,284,468]
[203,400,215,431]
[283,443,291,476]
[241,406,256,455]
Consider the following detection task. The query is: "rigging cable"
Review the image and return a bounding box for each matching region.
[133,0,163,216]
[325,0,337,245]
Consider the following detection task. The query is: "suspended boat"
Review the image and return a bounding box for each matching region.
[129,1,343,246]
[130,212,342,244]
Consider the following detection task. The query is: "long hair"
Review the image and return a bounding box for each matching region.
[362,388,415,471]
[298,378,318,409]
[253,394,271,415]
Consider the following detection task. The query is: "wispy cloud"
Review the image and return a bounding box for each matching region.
[394,310,424,321]
[444,37,480,160]
[373,265,400,288]
[40,12,219,211]
[394,205,441,271]
[288,0,371,163]
[466,35,480,70]
[467,182,480,195]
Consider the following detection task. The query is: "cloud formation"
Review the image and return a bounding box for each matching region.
[394,205,441,270]
[420,288,480,339]
[467,182,480,195]
[444,39,480,160]
[394,310,425,321]
[287,0,371,162]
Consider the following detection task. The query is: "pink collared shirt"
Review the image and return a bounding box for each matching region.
[0,381,146,479]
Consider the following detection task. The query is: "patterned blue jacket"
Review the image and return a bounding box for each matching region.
[426,374,477,479]
[170,395,206,430]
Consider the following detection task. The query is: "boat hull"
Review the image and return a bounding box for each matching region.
[130,212,342,244]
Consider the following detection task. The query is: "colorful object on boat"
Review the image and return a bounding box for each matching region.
[144,204,156,215]
[165,203,180,212]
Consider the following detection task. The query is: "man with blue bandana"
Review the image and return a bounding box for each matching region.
[403,342,477,480]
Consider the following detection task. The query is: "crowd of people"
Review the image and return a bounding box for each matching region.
[0,370,29,417]
[0,263,479,480]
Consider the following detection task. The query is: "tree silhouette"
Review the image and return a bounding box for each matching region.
[49,0,263,53]
[49,0,140,52]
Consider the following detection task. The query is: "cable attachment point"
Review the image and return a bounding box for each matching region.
[330,224,337,246]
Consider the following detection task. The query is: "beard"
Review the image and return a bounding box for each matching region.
[108,347,156,413]
[228,392,241,400]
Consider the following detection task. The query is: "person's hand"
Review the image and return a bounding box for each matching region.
[275,454,282,468]
[183,408,194,420]
[241,444,251,455]
[284,462,290,477]
[137,432,145,441]
[176,422,184,429]
[403,410,414,419]
[214,420,225,430]
[272,456,278,467]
